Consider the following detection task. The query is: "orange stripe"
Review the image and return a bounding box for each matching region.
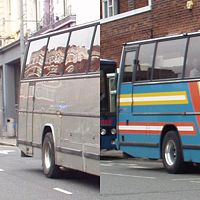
[189,82,200,129]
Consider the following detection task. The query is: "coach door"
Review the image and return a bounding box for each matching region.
[118,46,138,144]
[26,82,35,155]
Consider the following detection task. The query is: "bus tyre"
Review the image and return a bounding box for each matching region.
[162,131,184,174]
[42,132,61,178]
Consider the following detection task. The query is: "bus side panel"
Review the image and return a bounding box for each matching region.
[118,81,200,162]
[18,82,29,155]
[56,77,100,175]
[32,80,62,158]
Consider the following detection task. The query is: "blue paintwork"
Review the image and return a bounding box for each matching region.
[117,81,200,163]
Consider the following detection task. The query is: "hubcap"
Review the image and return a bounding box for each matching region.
[44,142,51,169]
[165,140,177,166]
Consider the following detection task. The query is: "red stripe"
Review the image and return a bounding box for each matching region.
[118,122,195,126]
[118,122,196,135]
[189,82,200,129]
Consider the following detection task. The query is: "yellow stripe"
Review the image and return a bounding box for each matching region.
[133,100,188,106]
[120,91,188,106]
[120,91,187,98]
[120,94,132,98]
[120,100,188,106]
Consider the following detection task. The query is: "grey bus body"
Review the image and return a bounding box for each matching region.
[17,21,100,177]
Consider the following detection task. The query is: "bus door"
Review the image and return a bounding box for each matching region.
[25,82,35,155]
[118,46,138,146]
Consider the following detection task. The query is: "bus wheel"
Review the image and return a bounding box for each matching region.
[162,131,184,174]
[42,132,61,178]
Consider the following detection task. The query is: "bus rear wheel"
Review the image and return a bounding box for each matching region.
[162,131,184,174]
[42,132,61,178]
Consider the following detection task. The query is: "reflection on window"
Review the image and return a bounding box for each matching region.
[43,33,69,77]
[153,39,186,80]
[185,36,200,78]
[122,50,136,82]
[136,43,155,81]
[24,38,48,78]
[90,25,100,72]
[64,26,95,74]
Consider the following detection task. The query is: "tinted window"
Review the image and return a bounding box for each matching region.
[136,43,155,81]
[185,36,200,78]
[64,26,95,74]
[90,25,100,72]
[122,50,136,83]
[153,38,187,80]
[24,38,48,78]
[43,33,69,77]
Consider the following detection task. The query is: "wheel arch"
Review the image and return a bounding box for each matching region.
[160,124,182,159]
[41,123,57,161]
[42,123,56,145]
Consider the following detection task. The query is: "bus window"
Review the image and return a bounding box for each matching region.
[153,39,187,80]
[122,50,136,83]
[64,26,95,74]
[136,43,155,81]
[90,25,100,72]
[43,32,69,77]
[24,38,48,79]
[185,36,200,78]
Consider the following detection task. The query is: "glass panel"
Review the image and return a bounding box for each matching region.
[185,36,200,78]
[153,38,187,80]
[64,26,95,74]
[43,32,69,77]
[122,50,136,82]
[136,43,155,81]
[24,38,48,78]
[114,0,118,15]
[109,76,116,112]
[100,70,108,112]
[109,7,113,16]
[104,1,108,18]
[90,25,100,72]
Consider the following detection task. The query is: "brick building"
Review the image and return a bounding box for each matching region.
[101,0,200,65]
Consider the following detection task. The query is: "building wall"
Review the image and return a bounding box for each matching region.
[101,0,200,65]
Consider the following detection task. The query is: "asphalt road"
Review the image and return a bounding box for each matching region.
[0,145,99,200]
[100,154,200,200]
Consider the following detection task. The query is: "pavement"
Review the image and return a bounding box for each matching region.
[0,137,16,146]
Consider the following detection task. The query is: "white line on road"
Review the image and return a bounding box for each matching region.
[0,169,4,172]
[128,165,149,169]
[101,172,156,179]
[172,178,200,181]
[190,181,200,184]
[53,188,72,195]
[100,163,113,167]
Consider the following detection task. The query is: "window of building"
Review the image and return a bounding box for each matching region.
[153,39,187,80]
[90,25,100,72]
[43,32,69,77]
[136,43,155,81]
[102,0,118,18]
[64,26,95,75]
[24,38,48,79]
[185,36,200,78]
